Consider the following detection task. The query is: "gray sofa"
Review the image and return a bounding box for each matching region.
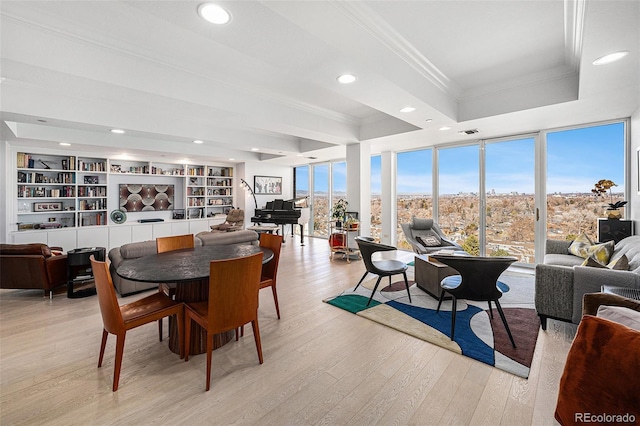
[535,235,640,329]
[108,230,259,296]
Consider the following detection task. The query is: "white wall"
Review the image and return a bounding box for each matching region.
[238,161,293,223]
[1,141,8,243]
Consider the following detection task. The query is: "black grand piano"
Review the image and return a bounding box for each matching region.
[251,198,310,245]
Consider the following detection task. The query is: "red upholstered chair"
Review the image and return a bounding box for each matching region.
[90,255,184,391]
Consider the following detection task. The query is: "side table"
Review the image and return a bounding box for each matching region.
[67,247,106,298]
[414,255,458,299]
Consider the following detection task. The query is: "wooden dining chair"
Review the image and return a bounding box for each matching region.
[90,255,184,392]
[156,234,194,339]
[259,233,284,319]
[184,252,263,391]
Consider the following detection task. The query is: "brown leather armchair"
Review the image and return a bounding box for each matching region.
[0,243,68,298]
[210,208,244,232]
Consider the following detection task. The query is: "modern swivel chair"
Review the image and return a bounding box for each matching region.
[184,252,264,391]
[210,208,245,232]
[90,255,184,391]
[353,236,412,307]
[401,217,463,254]
[432,254,518,347]
[156,234,195,339]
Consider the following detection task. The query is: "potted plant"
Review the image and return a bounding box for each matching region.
[331,199,348,227]
[592,179,627,219]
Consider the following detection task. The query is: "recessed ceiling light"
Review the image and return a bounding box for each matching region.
[425,119,433,123]
[297,154,304,157]
[37,119,47,123]
[251,148,259,151]
[110,129,125,134]
[593,51,629,65]
[198,3,231,25]
[193,140,203,144]
[400,106,416,113]
[439,126,451,131]
[59,142,71,146]
[337,74,356,84]
[229,158,235,161]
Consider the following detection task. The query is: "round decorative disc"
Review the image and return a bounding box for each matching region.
[110,209,127,224]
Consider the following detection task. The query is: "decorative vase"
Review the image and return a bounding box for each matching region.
[607,209,622,220]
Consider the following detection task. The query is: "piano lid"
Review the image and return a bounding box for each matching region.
[286,196,309,209]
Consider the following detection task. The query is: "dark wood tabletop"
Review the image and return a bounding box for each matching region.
[116,244,273,284]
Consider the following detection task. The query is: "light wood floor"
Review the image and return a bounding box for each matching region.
[0,237,576,425]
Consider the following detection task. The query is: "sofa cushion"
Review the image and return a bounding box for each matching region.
[543,253,584,267]
[196,229,259,246]
[597,305,640,331]
[554,315,640,425]
[119,240,157,259]
[611,236,640,273]
[0,243,52,258]
[581,254,629,270]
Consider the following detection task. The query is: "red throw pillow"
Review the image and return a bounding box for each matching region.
[554,315,640,425]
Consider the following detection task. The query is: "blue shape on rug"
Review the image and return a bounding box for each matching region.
[387,300,495,366]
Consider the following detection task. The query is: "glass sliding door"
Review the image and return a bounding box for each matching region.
[396,149,432,250]
[294,166,309,199]
[546,122,626,241]
[485,137,535,262]
[331,161,347,217]
[437,145,479,253]
[312,163,329,237]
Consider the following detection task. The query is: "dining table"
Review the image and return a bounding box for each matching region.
[116,244,274,355]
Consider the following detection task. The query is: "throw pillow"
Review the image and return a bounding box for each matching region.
[597,305,640,331]
[554,315,640,425]
[567,233,594,258]
[581,256,607,268]
[417,234,441,247]
[607,254,629,271]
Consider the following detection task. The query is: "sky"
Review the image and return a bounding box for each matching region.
[296,121,625,196]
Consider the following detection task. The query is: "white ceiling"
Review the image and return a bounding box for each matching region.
[1,0,638,166]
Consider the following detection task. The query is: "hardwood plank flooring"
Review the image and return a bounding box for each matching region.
[0,237,576,425]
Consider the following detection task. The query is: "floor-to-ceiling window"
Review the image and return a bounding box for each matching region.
[485,137,535,262]
[293,166,309,199]
[546,122,626,241]
[437,145,479,253]
[332,161,347,218]
[397,149,432,250]
[371,155,382,242]
[312,163,329,237]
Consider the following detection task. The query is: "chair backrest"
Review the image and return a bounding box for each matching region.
[431,255,517,301]
[207,252,263,333]
[90,255,125,334]
[225,209,245,225]
[156,234,195,253]
[259,233,283,282]
[355,236,399,275]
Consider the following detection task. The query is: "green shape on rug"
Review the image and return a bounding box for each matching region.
[326,294,381,313]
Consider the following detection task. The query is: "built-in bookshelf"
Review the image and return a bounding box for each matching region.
[206,166,234,217]
[13,152,234,232]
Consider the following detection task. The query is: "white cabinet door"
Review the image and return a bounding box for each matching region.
[171,221,190,235]
[77,227,109,250]
[11,231,46,245]
[109,226,132,250]
[152,223,172,239]
[132,224,153,242]
[189,219,211,235]
[47,229,78,252]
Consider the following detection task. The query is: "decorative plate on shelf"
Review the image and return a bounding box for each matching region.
[110,209,127,224]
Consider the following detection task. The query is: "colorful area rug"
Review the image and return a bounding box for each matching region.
[324,274,539,378]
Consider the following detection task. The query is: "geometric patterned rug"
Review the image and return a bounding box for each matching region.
[324,274,540,378]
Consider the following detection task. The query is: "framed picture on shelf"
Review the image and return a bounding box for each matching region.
[84,175,99,184]
[254,175,282,195]
[34,202,62,212]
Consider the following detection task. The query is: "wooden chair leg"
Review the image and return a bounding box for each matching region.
[158,318,163,342]
[450,297,457,341]
[353,271,369,291]
[205,333,214,391]
[98,329,108,367]
[271,286,281,319]
[495,299,516,348]
[367,276,383,306]
[402,272,412,303]
[184,315,192,362]
[113,334,126,392]
[176,310,184,360]
[252,319,263,364]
